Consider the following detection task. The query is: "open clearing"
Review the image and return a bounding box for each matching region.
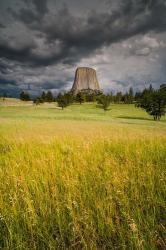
[0,99,166,249]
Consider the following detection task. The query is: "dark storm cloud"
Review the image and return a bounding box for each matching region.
[8,7,37,25]
[0,23,5,28]
[8,0,48,26]
[2,0,166,67]
[0,40,36,63]
[0,78,16,85]
[40,81,69,90]
[0,0,166,95]
[30,0,48,16]
[21,0,48,17]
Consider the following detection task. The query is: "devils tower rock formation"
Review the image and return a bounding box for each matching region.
[71,67,101,94]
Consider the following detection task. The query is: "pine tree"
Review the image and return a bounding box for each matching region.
[115,92,122,103]
[41,91,46,102]
[136,85,166,120]
[20,91,30,101]
[57,93,68,110]
[76,92,85,104]
[97,95,111,111]
[129,87,134,103]
[46,91,54,102]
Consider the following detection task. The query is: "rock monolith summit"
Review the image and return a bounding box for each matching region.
[71,67,101,94]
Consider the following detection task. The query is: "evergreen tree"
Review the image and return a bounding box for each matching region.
[57,93,69,110]
[41,91,46,102]
[122,92,129,104]
[109,92,114,102]
[128,87,134,103]
[115,92,123,103]
[33,97,43,105]
[64,92,74,105]
[76,92,85,104]
[135,91,141,102]
[85,93,96,102]
[136,85,166,120]
[97,95,111,111]
[149,84,154,93]
[20,91,30,101]
[46,91,54,102]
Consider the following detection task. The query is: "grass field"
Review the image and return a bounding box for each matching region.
[0,99,166,249]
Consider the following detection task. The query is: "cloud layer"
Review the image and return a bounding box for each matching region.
[0,0,166,96]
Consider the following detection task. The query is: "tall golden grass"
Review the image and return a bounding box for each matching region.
[0,119,165,249]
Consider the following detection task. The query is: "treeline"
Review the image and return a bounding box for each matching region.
[34,91,54,104]
[19,84,166,120]
[20,91,54,103]
[19,86,155,104]
[19,87,138,104]
[0,92,12,99]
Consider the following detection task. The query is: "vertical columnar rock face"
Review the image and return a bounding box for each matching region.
[71,67,100,94]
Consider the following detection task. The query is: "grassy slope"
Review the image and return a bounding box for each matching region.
[0,99,166,121]
[0,99,166,249]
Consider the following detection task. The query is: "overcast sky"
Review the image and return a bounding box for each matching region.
[0,0,166,96]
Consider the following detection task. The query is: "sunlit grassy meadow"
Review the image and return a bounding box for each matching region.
[0,99,166,249]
